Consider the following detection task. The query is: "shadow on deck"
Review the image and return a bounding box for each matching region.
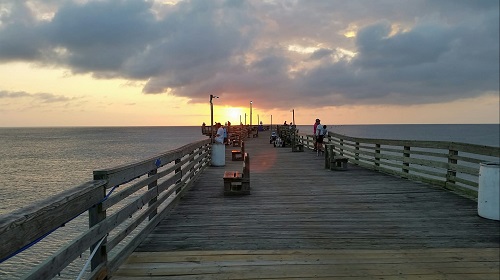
[113,131,499,279]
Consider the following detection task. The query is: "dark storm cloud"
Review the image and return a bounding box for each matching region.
[0,0,498,109]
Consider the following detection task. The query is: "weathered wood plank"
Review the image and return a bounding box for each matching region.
[114,248,499,279]
[0,180,106,261]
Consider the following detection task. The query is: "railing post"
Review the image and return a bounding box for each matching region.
[355,142,360,162]
[402,146,410,177]
[446,149,458,186]
[375,144,381,167]
[340,139,344,156]
[88,176,108,276]
[325,144,334,169]
[189,151,195,179]
[148,168,158,220]
[175,157,182,194]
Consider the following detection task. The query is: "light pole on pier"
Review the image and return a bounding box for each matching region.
[210,94,219,143]
[250,101,253,128]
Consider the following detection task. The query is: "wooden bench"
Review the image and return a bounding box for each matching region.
[324,144,348,171]
[252,129,259,138]
[232,137,241,147]
[223,153,250,195]
[331,156,348,171]
[292,143,304,152]
[231,141,245,161]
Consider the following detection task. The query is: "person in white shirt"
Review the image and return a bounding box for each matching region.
[214,123,224,144]
[315,123,327,155]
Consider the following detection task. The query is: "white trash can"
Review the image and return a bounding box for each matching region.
[211,143,226,166]
[478,162,500,221]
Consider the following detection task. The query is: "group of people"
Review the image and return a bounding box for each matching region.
[313,118,328,156]
[213,119,328,154]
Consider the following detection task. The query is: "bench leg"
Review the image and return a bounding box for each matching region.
[223,178,250,195]
[331,159,348,171]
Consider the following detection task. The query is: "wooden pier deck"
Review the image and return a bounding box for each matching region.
[113,131,499,279]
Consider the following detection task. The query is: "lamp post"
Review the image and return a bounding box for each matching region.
[210,94,219,143]
[250,101,253,128]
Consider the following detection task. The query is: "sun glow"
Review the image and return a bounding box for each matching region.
[219,106,245,125]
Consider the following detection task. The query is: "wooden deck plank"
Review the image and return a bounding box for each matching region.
[114,249,499,279]
[113,131,500,279]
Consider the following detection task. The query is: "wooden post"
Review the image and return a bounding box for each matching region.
[355,142,360,162]
[325,144,334,169]
[340,139,344,156]
[189,151,195,179]
[375,144,381,167]
[89,175,108,274]
[402,146,410,177]
[446,149,458,186]
[175,158,182,194]
[147,168,158,220]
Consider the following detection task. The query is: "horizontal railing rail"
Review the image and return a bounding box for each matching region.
[0,138,211,280]
[299,132,499,198]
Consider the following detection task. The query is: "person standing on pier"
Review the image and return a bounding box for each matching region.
[313,118,320,151]
[316,121,327,155]
[215,123,224,144]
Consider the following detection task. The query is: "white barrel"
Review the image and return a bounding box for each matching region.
[211,143,226,166]
[478,162,500,220]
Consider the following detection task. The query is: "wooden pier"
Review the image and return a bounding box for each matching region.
[113,131,500,279]
[2,129,499,280]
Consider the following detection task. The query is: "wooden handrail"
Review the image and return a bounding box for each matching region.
[299,132,499,198]
[0,139,211,279]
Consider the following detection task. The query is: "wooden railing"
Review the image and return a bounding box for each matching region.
[0,139,211,280]
[299,132,500,198]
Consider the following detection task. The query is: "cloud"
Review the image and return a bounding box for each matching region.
[0,90,74,103]
[0,0,498,110]
[0,90,31,98]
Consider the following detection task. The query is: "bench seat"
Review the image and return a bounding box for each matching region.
[223,153,250,195]
[331,156,348,171]
[292,143,304,152]
[231,141,245,161]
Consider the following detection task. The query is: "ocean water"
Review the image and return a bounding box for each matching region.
[0,126,207,279]
[0,124,498,279]
[0,126,207,215]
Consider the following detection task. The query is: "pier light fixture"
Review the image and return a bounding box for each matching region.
[250,101,253,127]
[210,94,219,143]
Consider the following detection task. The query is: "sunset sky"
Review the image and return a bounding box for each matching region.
[0,0,498,127]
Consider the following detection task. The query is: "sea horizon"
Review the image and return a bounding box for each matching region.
[1,122,499,128]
